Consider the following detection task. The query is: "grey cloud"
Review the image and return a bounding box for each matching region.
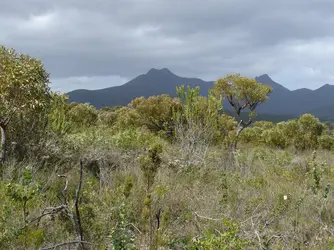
[1,0,334,91]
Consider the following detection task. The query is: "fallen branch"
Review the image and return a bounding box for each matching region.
[130,223,143,234]
[194,212,221,221]
[39,240,93,250]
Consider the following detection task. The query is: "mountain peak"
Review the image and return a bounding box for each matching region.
[255,74,273,82]
[255,74,289,92]
[316,83,334,91]
[147,68,174,76]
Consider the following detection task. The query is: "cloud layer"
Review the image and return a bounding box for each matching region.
[1,0,334,91]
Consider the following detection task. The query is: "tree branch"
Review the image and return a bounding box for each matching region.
[27,205,67,225]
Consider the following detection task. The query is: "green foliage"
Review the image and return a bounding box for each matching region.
[0,45,52,161]
[211,74,272,149]
[175,85,223,131]
[239,126,263,144]
[2,166,42,248]
[129,95,180,133]
[308,151,330,197]
[114,107,142,129]
[253,120,275,129]
[110,202,136,250]
[6,166,40,206]
[240,114,329,150]
[48,93,71,135]
[139,144,163,248]
[190,218,250,249]
[97,109,118,127]
[318,134,334,150]
[212,74,272,116]
[123,176,134,199]
[173,85,230,150]
[262,126,288,148]
[0,45,51,120]
[294,114,324,150]
[140,144,163,190]
[112,128,162,150]
[67,103,98,128]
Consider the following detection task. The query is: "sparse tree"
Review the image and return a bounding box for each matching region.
[211,74,272,150]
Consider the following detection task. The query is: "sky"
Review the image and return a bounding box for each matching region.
[1,0,334,92]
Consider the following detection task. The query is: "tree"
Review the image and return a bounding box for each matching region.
[211,74,272,150]
[0,45,51,162]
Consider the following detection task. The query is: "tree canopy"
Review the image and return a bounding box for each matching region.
[211,73,272,149]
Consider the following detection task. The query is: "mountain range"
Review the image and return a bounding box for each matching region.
[67,68,334,121]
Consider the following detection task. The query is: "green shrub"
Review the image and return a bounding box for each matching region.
[189,218,250,249]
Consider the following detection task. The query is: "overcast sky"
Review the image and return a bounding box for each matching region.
[1,0,334,92]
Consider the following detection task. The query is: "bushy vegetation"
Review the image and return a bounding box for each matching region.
[1,45,334,249]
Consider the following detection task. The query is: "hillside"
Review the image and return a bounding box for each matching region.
[68,68,214,109]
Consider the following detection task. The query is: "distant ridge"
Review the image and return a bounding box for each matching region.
[68,68,214,108]
[68,68,334,120]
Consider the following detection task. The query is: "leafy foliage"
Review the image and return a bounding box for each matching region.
[0,45,52,161]
[190,218,250,249]
[0,46,51,122]
[211,74,272,149]
[129,95,181,133]
[67,103,98,129]
[212,73,272,115]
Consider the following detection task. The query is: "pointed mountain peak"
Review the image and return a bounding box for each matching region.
[255,74,273,82]
[255,74,289,92]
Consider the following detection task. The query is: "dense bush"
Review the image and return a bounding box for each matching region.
[240,113,328,150]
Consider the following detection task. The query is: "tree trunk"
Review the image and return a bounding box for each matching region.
[232,125,244,152]
[0,125,6,163]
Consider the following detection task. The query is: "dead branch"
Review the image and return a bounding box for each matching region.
[39,240,93,250]
[27,161,85,248]
[58,174,69,204]
[130,223,143,234]
[28,205,67,225]
[194,212,222,221]
[75,160,84,242]
[254,228,264,249]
